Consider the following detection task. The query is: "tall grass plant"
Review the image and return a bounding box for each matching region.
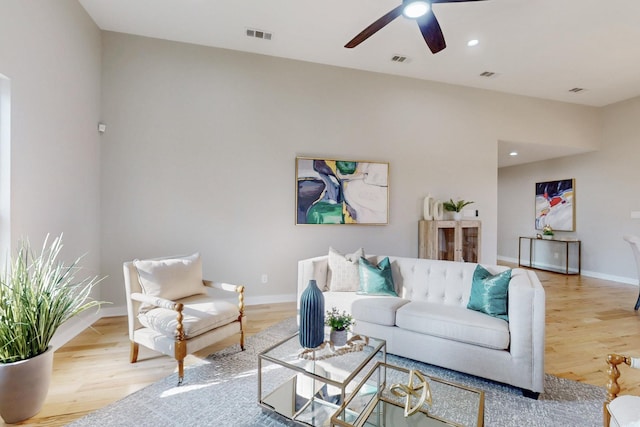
[0,235,104,363]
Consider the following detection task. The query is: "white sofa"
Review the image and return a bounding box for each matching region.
[297,254,546,397]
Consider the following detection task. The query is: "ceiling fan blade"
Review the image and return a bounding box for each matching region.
[345,5,404,48]
[417,9,446,54]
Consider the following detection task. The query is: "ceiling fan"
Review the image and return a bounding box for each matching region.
[345,0,487,54]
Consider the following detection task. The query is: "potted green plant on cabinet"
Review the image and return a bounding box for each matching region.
[443,199,474,221]
[0,235,104,423]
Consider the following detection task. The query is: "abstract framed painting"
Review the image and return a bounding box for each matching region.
[296,157,389,225]
[535,178,575,231]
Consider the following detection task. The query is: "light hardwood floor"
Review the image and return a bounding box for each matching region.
[6,267,640,426]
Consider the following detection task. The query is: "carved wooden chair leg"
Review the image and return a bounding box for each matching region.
[130,342,139,363]
[177,360,185,386]
[604,353,630,427]
[174,303,186,386]
[238,285,246,351]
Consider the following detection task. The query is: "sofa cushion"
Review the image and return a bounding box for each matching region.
[138,294,239,339]
[357,257,397,296]
[134,253,206,312]
[351,296,410,326]
[395,301,510,350]
[467,265,511,321]
[328,247,364,292]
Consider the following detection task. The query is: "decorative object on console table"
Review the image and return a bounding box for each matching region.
[295,157,389,225]
[325,307,354,347]
[299,280,325,349]
[443,198,474,221]
[542,225,554,240]
[535,178,575,231]
[418,220,481,262]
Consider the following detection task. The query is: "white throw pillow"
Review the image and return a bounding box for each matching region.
[328,247,364,292]
[134,253,206,305]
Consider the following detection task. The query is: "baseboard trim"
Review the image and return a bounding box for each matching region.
[497,255,639,286]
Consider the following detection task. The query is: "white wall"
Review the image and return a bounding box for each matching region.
[498,96,640,284]
[99,32,599,306]
[0,1,102,275]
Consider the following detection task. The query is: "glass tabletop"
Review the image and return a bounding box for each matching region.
[332,362,484,427]
[260,332,386,388]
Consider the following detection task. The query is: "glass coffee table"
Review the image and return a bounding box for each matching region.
[258,332,386,426]
[331,362,484,427]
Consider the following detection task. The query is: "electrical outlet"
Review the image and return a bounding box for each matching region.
[261,274,268,284]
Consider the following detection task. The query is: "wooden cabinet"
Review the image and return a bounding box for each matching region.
[419,220,481,263]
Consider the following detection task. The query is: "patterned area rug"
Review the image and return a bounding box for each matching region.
[68,318,606,427]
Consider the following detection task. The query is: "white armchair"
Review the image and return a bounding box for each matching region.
[604,354,640,427]
[123,253,245,384]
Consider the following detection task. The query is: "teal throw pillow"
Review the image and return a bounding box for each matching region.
[467,265,511,321]
[357,257,398,296]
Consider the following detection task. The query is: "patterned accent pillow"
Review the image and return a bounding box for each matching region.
[328,247,365,292]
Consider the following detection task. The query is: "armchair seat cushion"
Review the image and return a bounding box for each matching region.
[608,395,640,427]
[138,294,239,339]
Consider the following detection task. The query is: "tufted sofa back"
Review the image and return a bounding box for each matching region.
[298,255,513,308]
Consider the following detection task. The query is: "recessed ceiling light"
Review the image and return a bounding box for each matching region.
[467,39,479,47]
[509,151,518,156]
[402,1,430,18]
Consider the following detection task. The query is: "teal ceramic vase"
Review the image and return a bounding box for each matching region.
[299,280,325,349]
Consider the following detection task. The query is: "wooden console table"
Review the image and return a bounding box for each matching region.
[518,236,581,275]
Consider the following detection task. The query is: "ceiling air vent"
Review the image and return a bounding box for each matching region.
[479,71,497,78]
[391,55,409,63]
[569,87,585,93]
[246,28,272,40]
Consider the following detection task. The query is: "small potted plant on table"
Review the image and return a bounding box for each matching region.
[325,307,354,347]
[542,225,554,240]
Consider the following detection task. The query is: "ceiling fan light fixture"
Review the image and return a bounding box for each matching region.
[403,1,430,19]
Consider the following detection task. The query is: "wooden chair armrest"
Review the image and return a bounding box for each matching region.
[203,280,244,293]
[605,354,636,404]
[130,292,180,310]
[203,281,245,321]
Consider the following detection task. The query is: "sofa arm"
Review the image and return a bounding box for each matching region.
[507,269,546,390]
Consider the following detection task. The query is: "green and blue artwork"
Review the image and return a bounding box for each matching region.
[296,157,389,225]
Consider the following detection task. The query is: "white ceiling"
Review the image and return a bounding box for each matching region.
[78,0,640,166]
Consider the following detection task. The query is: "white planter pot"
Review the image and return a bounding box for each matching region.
[330,329,348,347]
[453,212,463,221]
[0,347,54,423]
